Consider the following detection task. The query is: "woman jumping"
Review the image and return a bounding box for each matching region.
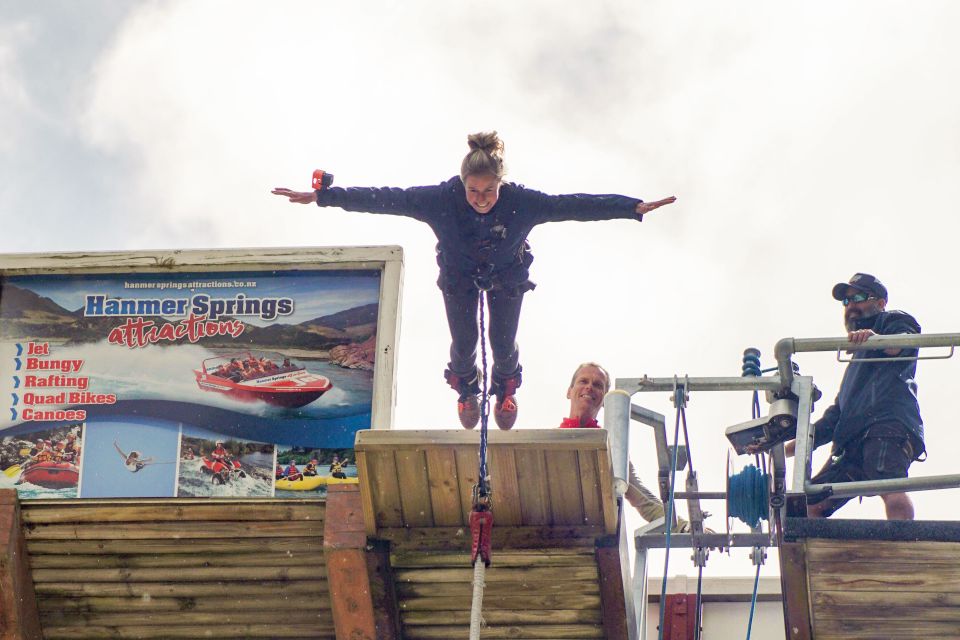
[273,131,675,429]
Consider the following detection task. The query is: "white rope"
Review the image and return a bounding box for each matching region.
[468,561,487,640]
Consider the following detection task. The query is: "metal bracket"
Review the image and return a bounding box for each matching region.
[672,374,690,408]
[685,471,705,537]
[691,545,710,568]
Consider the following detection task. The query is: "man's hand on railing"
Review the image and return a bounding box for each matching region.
[848,329,902,356]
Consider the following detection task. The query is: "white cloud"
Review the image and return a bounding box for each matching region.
[0,21,33,153]
[6,0,960,572]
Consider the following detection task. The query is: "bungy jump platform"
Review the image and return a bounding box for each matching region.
[4,332,960,640]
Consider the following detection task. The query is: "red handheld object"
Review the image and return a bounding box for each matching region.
[312,170,334,191]
[469,509,493,567]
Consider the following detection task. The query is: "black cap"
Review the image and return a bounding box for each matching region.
[831,273,888,301]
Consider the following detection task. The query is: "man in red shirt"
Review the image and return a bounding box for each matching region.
[562,362,691,532]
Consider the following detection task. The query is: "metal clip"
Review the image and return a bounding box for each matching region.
[473,263,495,292]
[672,374,690,408]
[691,545,709,568]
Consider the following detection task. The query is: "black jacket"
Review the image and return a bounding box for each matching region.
[317,177,642,294]
[813,310,924,457]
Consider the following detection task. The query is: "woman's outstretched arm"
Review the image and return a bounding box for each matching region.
[271,188,315,204]
[636,196,676,216]
[272,180,452,222]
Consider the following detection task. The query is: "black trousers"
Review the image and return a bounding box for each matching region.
[442,287,524,383]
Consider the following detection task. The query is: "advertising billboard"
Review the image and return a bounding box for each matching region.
[0,247,402,499]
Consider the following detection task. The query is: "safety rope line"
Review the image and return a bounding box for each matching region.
[657,385,687,640]
[745,560,762,640]
[468,562,486,640]
[469,290,492,640]
[742,349,766,640]
[477,292,490,488]
[694,564,704,640]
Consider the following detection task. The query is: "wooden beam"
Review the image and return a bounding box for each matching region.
[355,428,609,449]
[34,580,328,598]
[0,489,42,640]
[323,484,399,640]
[24,520,323,540]
[21,502,324,524]
[38,623,333,638]
[780,541,813,640]
[595,533,629,640]
[26,536,323,555]
[365,539,402,640]
[377,525,604,551]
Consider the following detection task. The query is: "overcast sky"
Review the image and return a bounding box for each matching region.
[3,1,959,575]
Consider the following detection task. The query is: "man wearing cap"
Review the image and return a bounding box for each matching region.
[798,273,923,520]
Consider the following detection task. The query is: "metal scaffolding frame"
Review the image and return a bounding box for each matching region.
[605,331,960,639]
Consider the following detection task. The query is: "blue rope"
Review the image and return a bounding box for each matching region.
[740,348,766,639]
[728,465,769,529]
[694,564,704,640]
[657,389,685,640]
[746,561,762,640]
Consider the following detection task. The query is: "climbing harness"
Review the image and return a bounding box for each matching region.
[468,287,493,640]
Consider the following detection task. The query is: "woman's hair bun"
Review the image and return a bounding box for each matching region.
[461,131,506,181]
[467,131,504,157]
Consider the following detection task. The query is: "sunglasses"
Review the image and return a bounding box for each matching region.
[841,292,875,306]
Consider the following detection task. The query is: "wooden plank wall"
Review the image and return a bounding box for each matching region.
[0,490,42,640]
[804,539,960,639]
[19,500,333,640]
[388,540,606,639]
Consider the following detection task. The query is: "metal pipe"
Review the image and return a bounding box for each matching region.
[793,332,960,353]
[634,532,774,550]
[604,389,631,498]
[616,376,782,394]
[807,473,960,499]
[631,404,671,476]
[789,376,817,496]
[775,332,960,392]
[773,337,796,390]
[673,491,727,500]
[633,546,650,640]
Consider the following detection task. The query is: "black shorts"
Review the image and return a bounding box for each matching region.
[808,422,915,516]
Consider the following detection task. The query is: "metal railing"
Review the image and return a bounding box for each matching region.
[606,376,785,640]
[607,331,960,639]
[775,332,960,503]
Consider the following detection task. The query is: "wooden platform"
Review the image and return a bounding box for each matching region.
[781,517,960,640]
[355,428,618,538]
[355,429,630,640]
